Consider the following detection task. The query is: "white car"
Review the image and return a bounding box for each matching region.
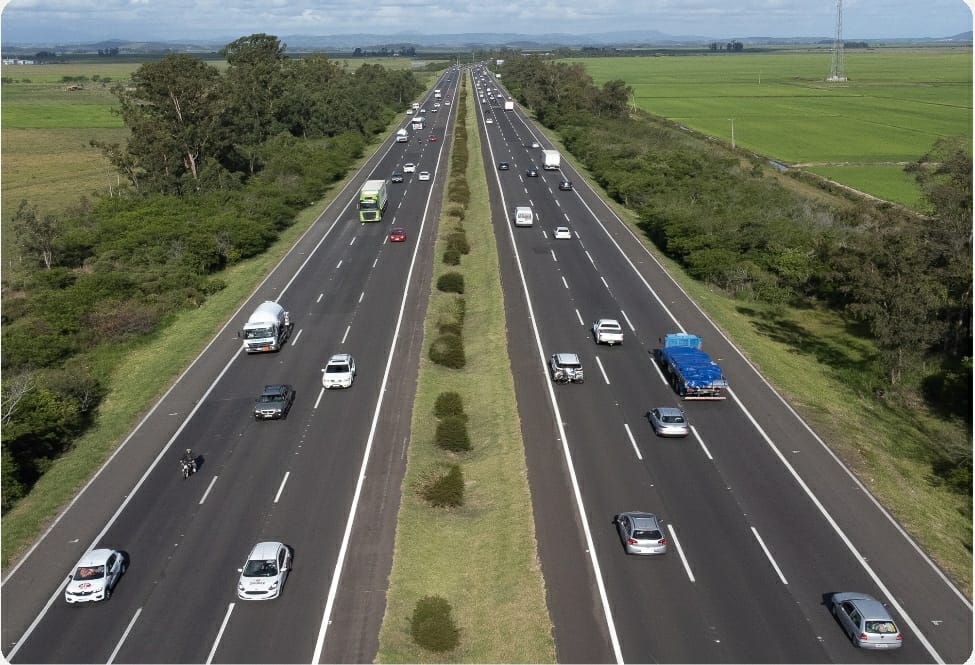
[237,541,291,600]
[531,141,540,148]
[65,548,126,603]
[403,162,416,173]
[592,318,624,345]
[486,117,494,124]
[554,226,572,239]
[418,171,431,181]
[323,353,356,389]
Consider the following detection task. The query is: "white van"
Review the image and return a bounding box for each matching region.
[514,206,534,227]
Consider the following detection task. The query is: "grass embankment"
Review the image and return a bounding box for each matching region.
[376,75,555,661]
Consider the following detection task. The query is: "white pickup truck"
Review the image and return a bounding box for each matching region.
[592,319,624,345]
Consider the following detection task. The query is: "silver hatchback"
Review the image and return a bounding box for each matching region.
[829,592,903,649]
[613,512,667,555]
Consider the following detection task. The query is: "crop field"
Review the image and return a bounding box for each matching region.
[568,47,972,207]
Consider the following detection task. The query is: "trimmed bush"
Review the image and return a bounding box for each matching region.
[446,232,470,255]
[435,415,471,451]
[437,271,465,294]
[434,391,465,418]
[423,464,465,507]
[429,333,465,369]
[411,595,460,652]
[438,321,463,337]
[445,203,465,221]
[442,248,461,266]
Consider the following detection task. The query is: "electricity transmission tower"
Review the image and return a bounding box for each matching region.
[827,0,848,81]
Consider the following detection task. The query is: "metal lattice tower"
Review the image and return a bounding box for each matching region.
[827,0,848,82]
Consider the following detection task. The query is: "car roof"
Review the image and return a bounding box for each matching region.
[597,318,621,326]
[327,353,352,364]
[620,511,660,525]
[554,353,581,363]
[76,548,115,566]
[833,593,893,619]
[655,406,684,418]
[247,541,283,560]
[262,384,289,393]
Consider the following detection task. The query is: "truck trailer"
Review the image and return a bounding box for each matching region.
[654,333,728,400]
[503,100,514,111]
[542,149,560,170]
[241,301,292,353]
[358,180,388,222]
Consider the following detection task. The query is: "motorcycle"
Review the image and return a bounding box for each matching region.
[180,452,198,479]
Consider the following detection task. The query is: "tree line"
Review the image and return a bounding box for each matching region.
[498,53,972,496]
[1,34,423,511]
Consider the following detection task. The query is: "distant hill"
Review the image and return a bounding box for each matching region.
[3,29,971,54]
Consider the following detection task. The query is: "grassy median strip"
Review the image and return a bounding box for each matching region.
[377,76,555,661]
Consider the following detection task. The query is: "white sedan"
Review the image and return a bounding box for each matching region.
[486,117,494,124]
[554,226,572,239]
[403,162,416,173]
[237,541,292,600]
[65,548,126,603]
[418,171,431,181]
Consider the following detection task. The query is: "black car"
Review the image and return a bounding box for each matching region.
[558,179,573,191]
[254,384,295,420]
[497,162,510,170]
[526,167,539,177]
[391,171,404,183]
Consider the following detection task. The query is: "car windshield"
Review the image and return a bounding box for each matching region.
[326,364,350,373]
[243,559,278,577]
[243,327,273,339]
[561,362,581,370]
[75,565,106,580]
[865,621,898,634]
[259,393,284,403]
[632,529,662,540]
[662,415,685,424]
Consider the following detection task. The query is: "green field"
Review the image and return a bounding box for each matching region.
[568,47,972,206]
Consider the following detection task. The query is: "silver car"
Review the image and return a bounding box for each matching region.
[649,407,689,437]
[614,512,667,555]
[829,592,903,649]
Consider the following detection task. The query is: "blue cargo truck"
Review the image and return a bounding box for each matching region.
[654,333,728,400]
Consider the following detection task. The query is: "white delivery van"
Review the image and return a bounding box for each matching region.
[514,206,534,227]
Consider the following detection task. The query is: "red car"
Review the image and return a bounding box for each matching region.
[428,135,438,142]
[389,228,407,242]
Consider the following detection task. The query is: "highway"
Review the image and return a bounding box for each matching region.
[469,66,973,664]
[2,63,971,665]
[1,70,464,664]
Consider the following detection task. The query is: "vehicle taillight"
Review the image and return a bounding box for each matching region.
[627,538,638,545]
[859,632,868,641]
[657,538,667,545]
[896,633,903,641]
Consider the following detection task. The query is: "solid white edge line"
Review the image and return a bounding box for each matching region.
[595,355,610,385]
[1,116,390,657]
[480,70,625,665]
[274,471,290,504]
[107,607,142,664]
[310,85,454,662]
[667,523,695,583]
[199,475,218,505]
[206,603,234,665]
[751,526,788,585]
[690,425,713,460]
[623,424,642,461]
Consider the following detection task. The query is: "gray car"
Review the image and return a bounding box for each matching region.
[613,512,667,555]
[829,592,903,649]
[649,407,690,437]
[254,384,295,420]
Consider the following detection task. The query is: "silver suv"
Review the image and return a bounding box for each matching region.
[550,353,584,383]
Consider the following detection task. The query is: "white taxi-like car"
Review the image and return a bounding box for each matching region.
[418,171,431,181]
[237,541,292,600]
[65,548,126,603]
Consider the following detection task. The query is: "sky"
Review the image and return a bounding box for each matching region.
[0,0,972,45]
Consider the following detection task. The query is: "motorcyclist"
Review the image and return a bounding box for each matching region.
[180,448,197,476]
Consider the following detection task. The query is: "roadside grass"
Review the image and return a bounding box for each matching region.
[377,76,555,662]
[566,48,972,206]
